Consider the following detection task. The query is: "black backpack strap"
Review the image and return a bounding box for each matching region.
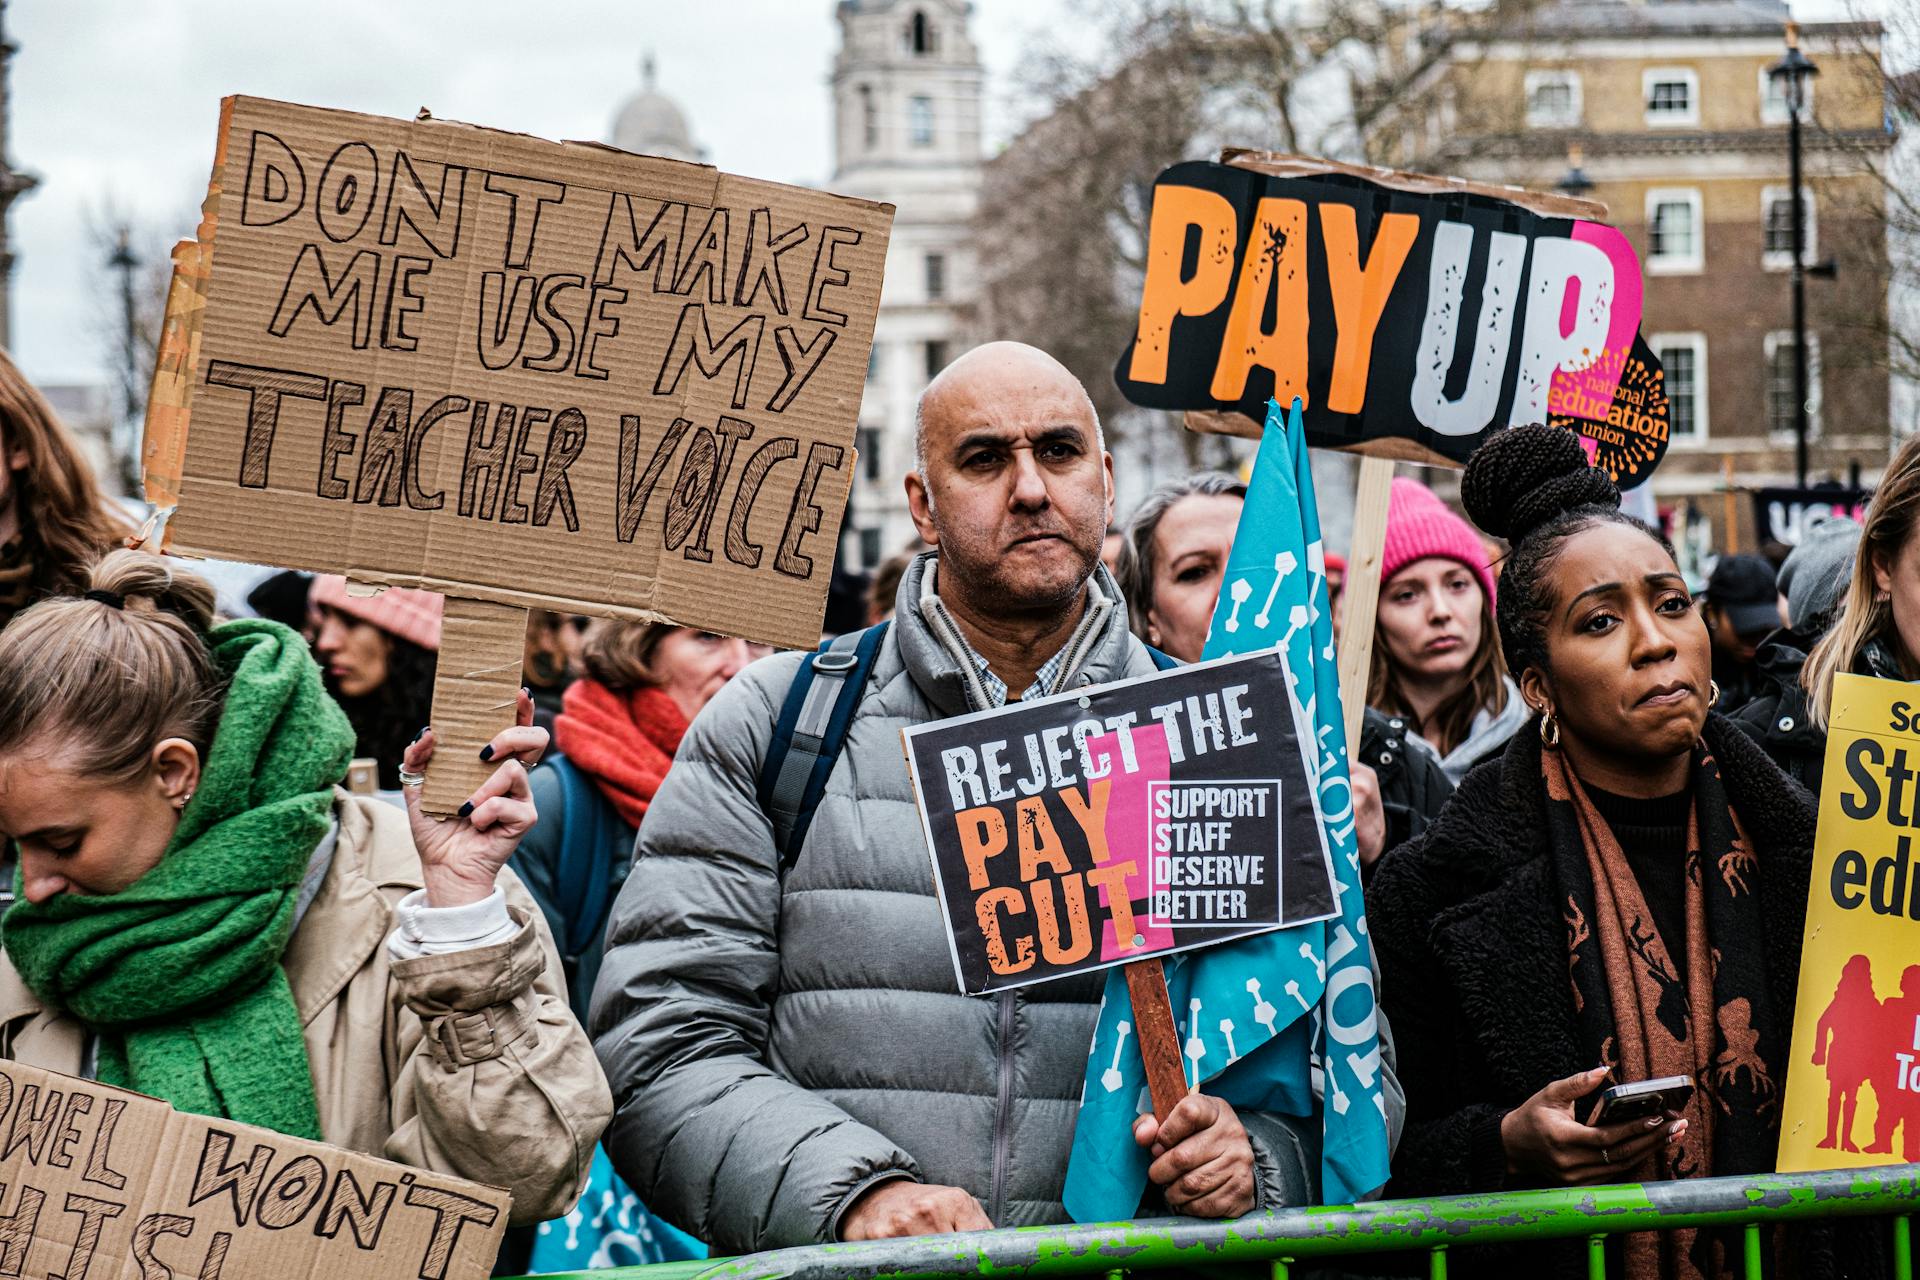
[757,621,890,876]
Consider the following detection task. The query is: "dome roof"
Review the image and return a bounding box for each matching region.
[610,55,701,163]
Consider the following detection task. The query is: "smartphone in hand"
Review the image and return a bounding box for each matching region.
[1592,1075,1694,1126]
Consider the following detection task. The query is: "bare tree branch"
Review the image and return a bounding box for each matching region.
[971,0,1538,462]
[79,199,173,493]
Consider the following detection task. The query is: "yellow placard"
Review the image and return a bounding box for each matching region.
[1777,672,1920,1169]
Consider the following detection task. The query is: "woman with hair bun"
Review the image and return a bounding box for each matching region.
[1368,427,1829,1278]
[0,550,609,1224]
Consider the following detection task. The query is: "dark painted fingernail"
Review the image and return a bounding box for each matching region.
[457,801,474,818]
[479,745,494,762]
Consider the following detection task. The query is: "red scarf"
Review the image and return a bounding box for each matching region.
[553,680,689,828]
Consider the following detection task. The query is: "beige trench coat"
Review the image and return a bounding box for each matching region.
[0,792,612,1226]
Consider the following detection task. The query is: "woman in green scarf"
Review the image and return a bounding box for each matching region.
[0,550,610,1227]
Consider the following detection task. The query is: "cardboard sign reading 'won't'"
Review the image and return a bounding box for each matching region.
[0,1059,509,1280]
[164,96,893,648]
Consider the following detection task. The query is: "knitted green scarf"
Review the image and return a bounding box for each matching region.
[5,619,355,1140]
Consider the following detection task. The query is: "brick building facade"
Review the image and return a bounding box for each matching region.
[1418,0,1894,546]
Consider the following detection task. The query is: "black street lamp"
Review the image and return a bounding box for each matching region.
[1556,144,1595,200]
[1769,21,1819,488]
[106,226,141,492]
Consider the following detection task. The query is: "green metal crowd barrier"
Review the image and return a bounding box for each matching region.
[521,1163,1920,1280]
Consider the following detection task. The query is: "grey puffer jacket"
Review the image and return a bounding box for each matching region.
[592,555,1337,1253]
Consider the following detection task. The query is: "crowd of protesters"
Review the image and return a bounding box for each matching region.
[0,334,1912,1278]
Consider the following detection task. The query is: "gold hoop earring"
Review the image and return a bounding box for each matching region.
[1539,711,1560,748]
[1708,680,1721,709]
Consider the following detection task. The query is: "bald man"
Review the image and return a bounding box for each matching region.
[594,344,1342,1252]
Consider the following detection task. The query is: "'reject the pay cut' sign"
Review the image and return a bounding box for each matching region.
[1779,673,1920,1169]
[903,651,1336,995]
[165,96,892,649]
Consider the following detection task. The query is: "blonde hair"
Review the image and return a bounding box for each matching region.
[579,618,675,692]
[1804,433,1920,729]
[0,550,223,781]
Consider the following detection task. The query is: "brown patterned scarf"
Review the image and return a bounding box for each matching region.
[1544,744,1783,1280]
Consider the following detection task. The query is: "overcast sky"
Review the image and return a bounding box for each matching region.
[8,0,1875,390]
[6,0,1077,387]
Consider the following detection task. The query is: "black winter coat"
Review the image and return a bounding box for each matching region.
[1364,717,1881,1277]
[1357,708,1454,877]
[1729,627,1829,797]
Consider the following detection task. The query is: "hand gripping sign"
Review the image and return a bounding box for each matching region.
[1116,152,1670,489]
[145,97,892,811]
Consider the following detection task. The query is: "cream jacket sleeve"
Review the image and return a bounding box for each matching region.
[380,872,613,1226]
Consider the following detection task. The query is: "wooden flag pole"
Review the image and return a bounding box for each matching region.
[421,596,531,817]
[1123,958,1190,1123]
[1336,455,1397,751]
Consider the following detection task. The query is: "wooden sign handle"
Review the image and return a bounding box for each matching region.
[1124,959,1189,1124]
[1336,455,1396,752]
[422,596,531,816]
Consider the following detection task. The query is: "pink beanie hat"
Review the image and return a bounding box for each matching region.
[1380,478,1497,607]
[308,576,444,652]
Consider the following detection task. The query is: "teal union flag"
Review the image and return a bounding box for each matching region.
[1063,397,1393,1217]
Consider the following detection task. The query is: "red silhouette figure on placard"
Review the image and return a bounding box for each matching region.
[1864,965,1920,1160]
[1812,955,1882,1151]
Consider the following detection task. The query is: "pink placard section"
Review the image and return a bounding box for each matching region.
[1548,220,1643,426]
[1095,721,1175,962]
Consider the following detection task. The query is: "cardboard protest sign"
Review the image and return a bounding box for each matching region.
[1778,673,1920,1170]
[167,93,889,635]
[1116,152,1670,488]
[1753,486,1868,548]
[153,95,891,808]
[143,236,213,514]
[902,651,1336,996]
[0,1058,509,1280]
